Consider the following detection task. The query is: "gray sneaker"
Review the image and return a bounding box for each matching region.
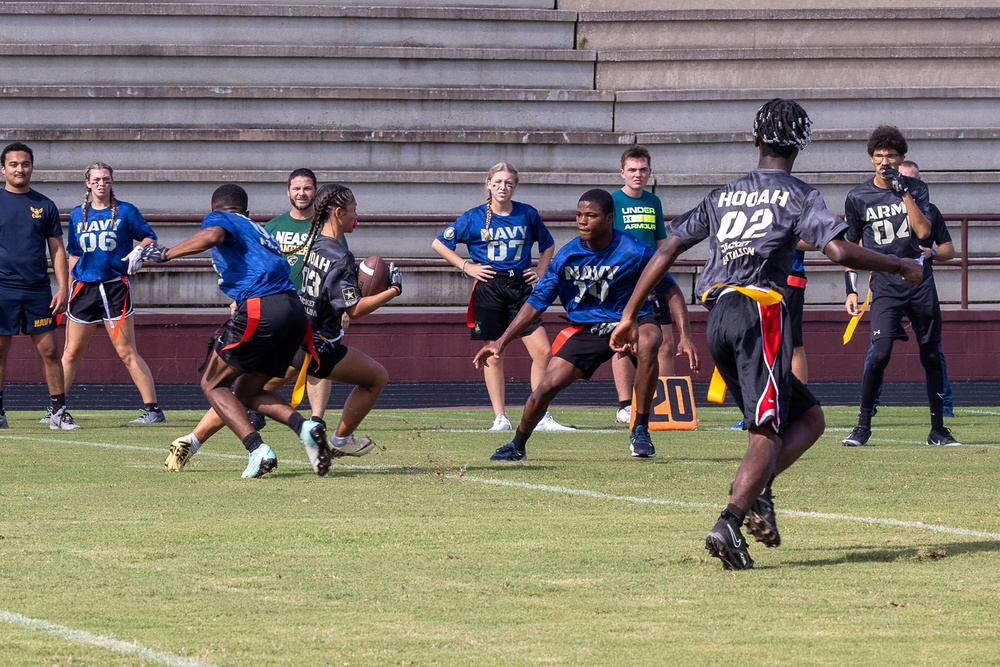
[131,408,166,424]
[50,407,81,431]
[0,412,7,429]
[39,407,52,424]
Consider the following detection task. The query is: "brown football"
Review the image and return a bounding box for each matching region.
[358,256,390,296]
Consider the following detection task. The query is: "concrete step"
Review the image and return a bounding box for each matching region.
[579,8,1000,50]
[563,0,993,12]
[0,44,595,89]
[2,3,575,49]
[596,46,1000,90]
[0,86,612,131]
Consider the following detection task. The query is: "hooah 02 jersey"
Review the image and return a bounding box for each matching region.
[202,210,295,306]
[67,201,157,282]
[669,168,847,308]
[528,229,676,324]
[297,235,358,341]
[436,201,554,273]
[845,177,931,298]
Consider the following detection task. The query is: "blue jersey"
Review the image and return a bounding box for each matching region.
[67,201,157,282]
[528,230,677,324]
[789,249,806,278]
[436,201,554,273]
[203,210,295,306]
[0,188,62,290]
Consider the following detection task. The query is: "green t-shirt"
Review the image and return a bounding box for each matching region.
[612,189,666,249]
[265,211,312,290]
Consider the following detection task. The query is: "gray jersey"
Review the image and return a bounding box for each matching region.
[669,168,847,307]
[298,235,359,339]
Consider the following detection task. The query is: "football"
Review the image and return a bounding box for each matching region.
[358,256,390,296]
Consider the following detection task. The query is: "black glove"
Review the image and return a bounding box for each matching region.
[139,242,170,263]
[388,262,402,295]
[880,167,908,196]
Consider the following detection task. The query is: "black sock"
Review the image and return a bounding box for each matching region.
[144,402,160,412]
[618,399,631,410]
[286,411,305,435]
[512,429,529,450]
[50,394,66,413]
[722,504,745,526]
[0,391,4,413]
[633,412,650,428]
[311,416,327,428]
[857,408,873,429]
[242,431,264,453]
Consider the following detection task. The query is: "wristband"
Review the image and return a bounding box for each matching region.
[460,259,470,275]
[930,248,937,259]
[844,270,858,296]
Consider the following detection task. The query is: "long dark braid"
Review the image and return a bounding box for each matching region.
[82,161,117,228]
[752,99,812,156]
[288,183,354,262]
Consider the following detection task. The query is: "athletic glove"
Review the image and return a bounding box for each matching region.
[388,262,403,295]
[880,167,908,196]
[139,242,170,263]
[124,245,145,275]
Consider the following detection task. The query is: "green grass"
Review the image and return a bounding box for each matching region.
[2,406,999,666]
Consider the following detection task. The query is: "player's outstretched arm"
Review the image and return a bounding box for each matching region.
[346,264,402,319]
[665,284,700,373]
[823,237,923,285]
[472,302,541,369]
[611,235,686,355]
[162,227,228,261]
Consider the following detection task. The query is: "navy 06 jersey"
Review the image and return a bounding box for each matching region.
[845,177,931,297]
[67,201,157,282]
[528,229,676,324]
[298,236,358,340]
[670,168,847,308]
[202,210,295,306]
[436,201,555,273]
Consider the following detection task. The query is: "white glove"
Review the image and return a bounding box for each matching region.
[125,245,144,274]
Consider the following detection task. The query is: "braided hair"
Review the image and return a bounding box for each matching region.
[752,99,812,157]
[82,162,118,229]
[484,162,519,237]
[288,182,354,258]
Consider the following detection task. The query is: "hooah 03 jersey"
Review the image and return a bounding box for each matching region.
[67,201,157,282]
[669,168,847,308]
[527,230,676,324]
[202,210,295,306]
[845,177,931,298]
[297,235,358,340]
[436,201,554,273]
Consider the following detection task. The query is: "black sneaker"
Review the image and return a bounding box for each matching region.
[705,516,754,570]
[842,425,871,447]
[629,425,656,458]
[490,442,525,461]
[248,410,266,431]
[745,485,781,548]
[927,427,961,447]
[0,411,7,429]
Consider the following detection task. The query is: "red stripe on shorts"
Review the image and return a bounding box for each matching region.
[755,301,783,431]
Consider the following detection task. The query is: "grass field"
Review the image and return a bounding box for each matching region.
[2,405,999,666]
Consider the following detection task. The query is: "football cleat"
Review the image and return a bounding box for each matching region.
[927,427,961,447]
[39,407,52,424]
[705,516,754,570]
[615,406,631,424]
[488,413,512,431]
[745,485,781,548]
[535,412,575,432]
[842,425,871,447]
[131,408,166,424]
[490,442,526,462]
[248,410,266,431]
[241,444,278,479]
[331,433,376,458]
[300,419,331,476]
[50,407,81,431]
[165,435,195,472]
[730,419,745,430]
[0,412,7,429]
[629,425,656,458]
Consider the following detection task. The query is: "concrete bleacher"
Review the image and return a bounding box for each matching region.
[1,0,998,310]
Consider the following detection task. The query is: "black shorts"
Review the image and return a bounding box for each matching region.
[66,278,133,325]
[0,286,56,335]
[553,314,659,380]
[869,278,941,346]
[215,291,307,377]
[471,274,542,341]
[784,284,805,348]
[292,334,350,380]
[652,291,673,326]
[707,291,818,431]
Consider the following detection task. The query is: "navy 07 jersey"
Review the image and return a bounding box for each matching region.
[298,236,358,340]
[845,177,931,297]
[528,230,676,324]
[670,168,847,308]
[202,210,295,306]
[436,201,554,273]
[67,201,157,282]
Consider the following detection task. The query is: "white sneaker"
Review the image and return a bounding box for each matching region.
[616,406,632,424]
[488,413,512,431]
[535,412,575,432]
[331,433,376,457]
[50,407,81,431]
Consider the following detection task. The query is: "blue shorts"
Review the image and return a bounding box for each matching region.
[0,287,57,335]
